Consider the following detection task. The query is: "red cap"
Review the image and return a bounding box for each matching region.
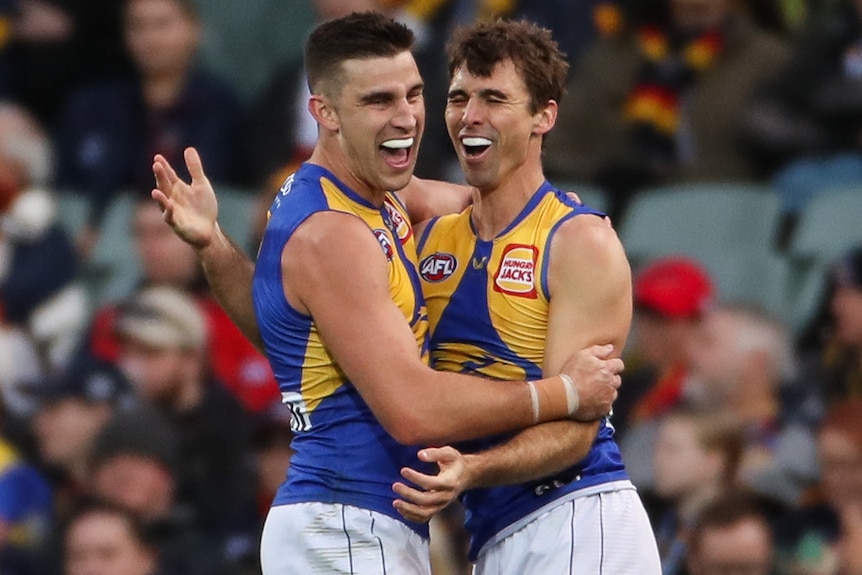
[634,257,714,319]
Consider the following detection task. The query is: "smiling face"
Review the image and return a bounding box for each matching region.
[445,59,553,192]
[316,51,424,196]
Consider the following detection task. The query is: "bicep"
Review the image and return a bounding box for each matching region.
[283,214,426,417]
[544,217,633,375]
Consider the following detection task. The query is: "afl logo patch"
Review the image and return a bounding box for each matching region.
[373,229,394,261]
[420,253,457,282]
[494,244,538,298]
[383,198,413,244]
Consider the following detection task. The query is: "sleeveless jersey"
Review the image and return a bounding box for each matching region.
[417,181,630,558]
[252,163,431,536]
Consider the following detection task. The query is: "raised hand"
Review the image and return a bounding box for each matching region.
[561,344,623,422]
[151,147,219,249]
[393,446,469,524]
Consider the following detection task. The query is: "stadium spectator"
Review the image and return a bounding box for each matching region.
[27,360,132,522]
[615,256,714,486]
[0,401,53,575]
[544,0,791,220]
[2,0,130,127]
[0,101,85,381]
[685,303,819,506]
[79,194,278,413]
[62,500,165,575]
[86,407,220,575]
[112,286,258,563]
[774,399,862,575]
[686,487,777,575]
[744,0,862,221]
[795,245,862,413]
[54,0,243,254]
[649,407,746,575]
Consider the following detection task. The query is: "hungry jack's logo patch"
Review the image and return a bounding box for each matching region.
[494,244,538,298]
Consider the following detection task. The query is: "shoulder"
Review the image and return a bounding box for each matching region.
[288,210,379,258]
[63,78,137,114]
[553,212,621,254]
[549,214,629,280]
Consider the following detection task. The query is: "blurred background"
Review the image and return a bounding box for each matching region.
[2,1,862,574]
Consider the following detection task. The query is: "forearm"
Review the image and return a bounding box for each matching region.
[462,420,599,488]
[383,370,578,446]
[197,223,263,351]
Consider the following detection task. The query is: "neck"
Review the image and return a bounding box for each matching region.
[173,377,204,413]
[308,142,388,207]
[733,385,778,424]
[142,70,186,109]
[470,154,546,240]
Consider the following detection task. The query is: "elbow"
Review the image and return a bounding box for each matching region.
[378,406,448,446]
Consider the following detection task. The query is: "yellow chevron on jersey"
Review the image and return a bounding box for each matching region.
[417,182,627,558]
[255,164,428,421]
[253,162,432,535]
[418,183,597,381]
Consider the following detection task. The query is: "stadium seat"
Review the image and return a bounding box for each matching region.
[54,191,91,238]
[215,186,258,254]
[618,183,789,317]
[83,193,139,309]
[784,185,862,331]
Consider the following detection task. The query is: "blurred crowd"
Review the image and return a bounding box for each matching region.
[2,0,862,574]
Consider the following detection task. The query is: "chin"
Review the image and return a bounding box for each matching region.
[383,173,414,193]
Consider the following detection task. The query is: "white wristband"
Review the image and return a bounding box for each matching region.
[560,373,579,416]
[526,381,540,423]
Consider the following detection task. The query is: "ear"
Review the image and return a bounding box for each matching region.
[532,99,558,137]
[308,95,339,133]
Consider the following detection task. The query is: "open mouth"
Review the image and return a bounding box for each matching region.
[461,136,492,158]
[380,137,414,168]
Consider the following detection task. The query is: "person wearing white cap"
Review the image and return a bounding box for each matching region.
[114,285,258,567]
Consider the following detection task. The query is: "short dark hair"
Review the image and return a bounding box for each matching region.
[64,498,155,550]
[304,11,415,97]
[446,19,569,114]
[688,488,774,554]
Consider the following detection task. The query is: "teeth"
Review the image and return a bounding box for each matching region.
[462,137,492,147]
[381,138,414,149]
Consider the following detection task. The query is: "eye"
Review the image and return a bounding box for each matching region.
[447,94,467,105]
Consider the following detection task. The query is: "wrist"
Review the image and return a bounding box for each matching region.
[530,375,579,422]
[193,222,223,255]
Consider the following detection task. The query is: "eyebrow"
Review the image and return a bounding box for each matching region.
[447,88,509,101]
[359,82,424,105]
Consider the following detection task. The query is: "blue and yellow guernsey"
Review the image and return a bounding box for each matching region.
[417,181,630,558]
[252,163,431,535]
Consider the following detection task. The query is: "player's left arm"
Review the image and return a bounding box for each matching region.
[393,215,633,522]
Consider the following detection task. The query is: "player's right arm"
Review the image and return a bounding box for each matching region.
[152,149,263,351]
[282,210,607,445]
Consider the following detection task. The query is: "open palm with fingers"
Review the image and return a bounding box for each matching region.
[151,147,219,249]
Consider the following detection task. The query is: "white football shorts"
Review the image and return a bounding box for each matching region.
[474,483,661,575]
[260,502,432,575]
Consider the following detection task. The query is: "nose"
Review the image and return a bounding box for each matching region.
[392,97,419,131]
[461,97,485,126]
